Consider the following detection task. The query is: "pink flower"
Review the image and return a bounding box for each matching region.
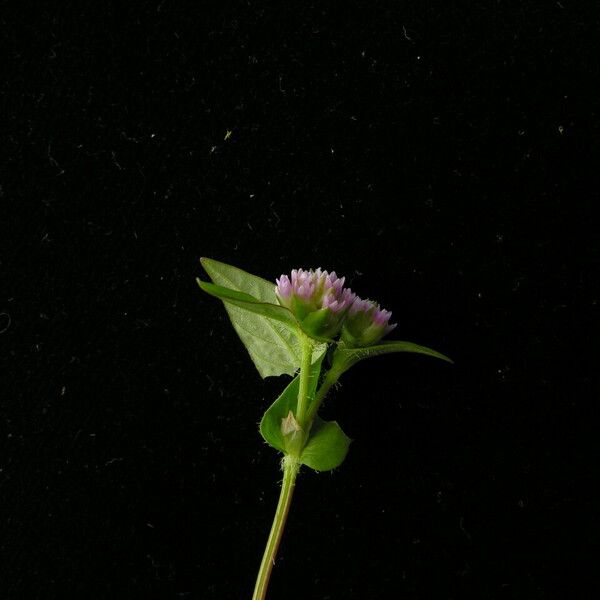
[276,268,355,316]
[275,268,356,338]
[342,296,397,346]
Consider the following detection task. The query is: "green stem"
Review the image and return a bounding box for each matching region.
[252,456,300,600]
[294,333,313,426]
[305,367,342,423]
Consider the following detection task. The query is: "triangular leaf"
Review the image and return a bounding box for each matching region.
[259,350,325,452]
[199,259,303,378]
[332,340,453,376]
[300,417,352,472]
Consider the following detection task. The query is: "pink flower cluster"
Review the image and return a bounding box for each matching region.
[275,268,356,315]
[348,297,397,337]
[275,267,396,344]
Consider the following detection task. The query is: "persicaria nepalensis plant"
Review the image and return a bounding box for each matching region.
[197,258,452,600]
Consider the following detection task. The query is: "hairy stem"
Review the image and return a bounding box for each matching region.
[305,367,342,423]
[252,456,300,600]
[294,333,314,426]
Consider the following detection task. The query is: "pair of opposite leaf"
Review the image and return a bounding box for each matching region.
[197,258,452,472]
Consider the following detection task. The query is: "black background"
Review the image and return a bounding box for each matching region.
[1,2,597,599]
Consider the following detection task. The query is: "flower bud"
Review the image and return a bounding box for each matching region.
[341,296,397,347]
[275,268,356,338]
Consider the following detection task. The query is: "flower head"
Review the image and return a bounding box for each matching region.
[275,268,356,338]
[341,295,397,347]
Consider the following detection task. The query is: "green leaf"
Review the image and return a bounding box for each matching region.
[199,258,303,378]
[197,279,298,329]
[200,257,278,302]
[259,377,300,454]
[300,417,352,472]
[259,349,325,453]
[332,340,453,376]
